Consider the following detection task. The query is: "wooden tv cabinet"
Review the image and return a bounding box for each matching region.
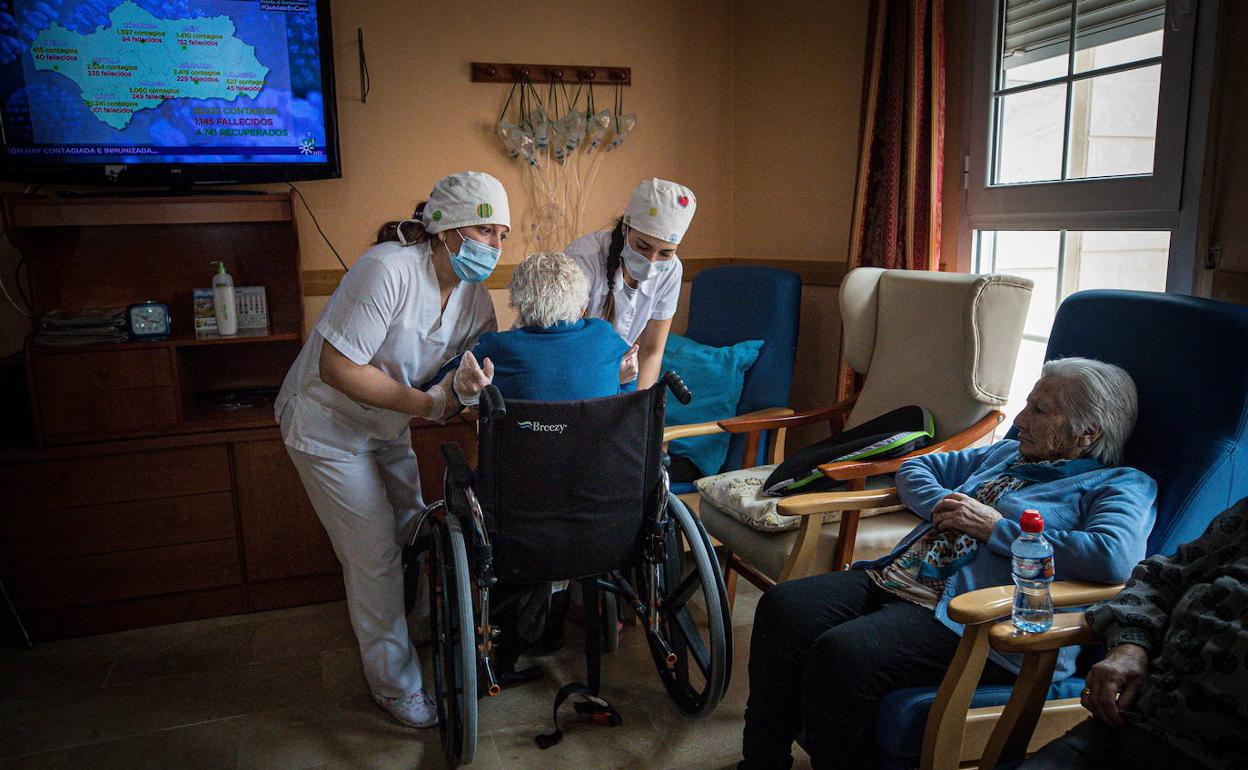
[0,193,476,641]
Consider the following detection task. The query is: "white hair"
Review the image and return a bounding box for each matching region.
[508,252,589,328]
[1040,357,1138,466]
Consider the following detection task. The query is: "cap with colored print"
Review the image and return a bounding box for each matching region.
[622,178,696,245]
[421,171,511,233]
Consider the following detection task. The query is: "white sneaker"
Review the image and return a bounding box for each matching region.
[373,690,438,728]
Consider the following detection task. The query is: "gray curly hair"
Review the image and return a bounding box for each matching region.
[509,252,589,328]
[1040,357,1138,466]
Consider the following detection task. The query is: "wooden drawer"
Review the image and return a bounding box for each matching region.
[35,348,173,394]
[2,539,242,610]
[40,387,178,440]
[0,492,236,565]
[0,444,231,513]
[234,439,338,582]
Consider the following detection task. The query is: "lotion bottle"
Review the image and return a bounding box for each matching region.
[211,261,238,336]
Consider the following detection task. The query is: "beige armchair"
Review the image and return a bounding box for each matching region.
[696,267,1033,601]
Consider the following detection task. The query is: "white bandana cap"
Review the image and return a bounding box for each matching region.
[421,171,511,233]
[622,178,696,245]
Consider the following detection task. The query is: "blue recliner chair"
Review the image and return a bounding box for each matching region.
[874,289,1248,770]
[666,265,802,496]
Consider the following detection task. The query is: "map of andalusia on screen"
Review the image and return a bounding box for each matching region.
[0,0,329,165]
[32,3,270,130]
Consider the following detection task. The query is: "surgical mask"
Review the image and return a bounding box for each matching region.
[445,229,501,283]
[621,240,674,283]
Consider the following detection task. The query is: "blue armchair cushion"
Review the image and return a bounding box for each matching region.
[662,333,765,476]
[874,677,1087,764]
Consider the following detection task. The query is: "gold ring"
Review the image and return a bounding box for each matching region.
[1081,688,1092,696]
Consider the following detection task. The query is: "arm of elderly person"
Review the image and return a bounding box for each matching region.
[1086,496,1248,655]
[895,443,1009,520]
[986,467,1158,584]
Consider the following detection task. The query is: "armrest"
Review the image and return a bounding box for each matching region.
[776,487,901,517]
[440,442,474,490]
[819,410,1003,481]
[664,407,795,444]
[989,613,1098,654]
[717,395,858,434]
[948,581,1124,625]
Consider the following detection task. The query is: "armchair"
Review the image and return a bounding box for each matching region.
[698,268,1033,600]
[661,265,802,502]
[884,289,1248,770]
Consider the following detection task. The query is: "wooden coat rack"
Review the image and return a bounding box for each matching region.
[471,62,631,86]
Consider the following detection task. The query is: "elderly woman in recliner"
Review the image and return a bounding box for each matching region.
[738,358,1159,770]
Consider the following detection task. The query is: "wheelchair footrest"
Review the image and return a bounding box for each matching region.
[534,682,622,750]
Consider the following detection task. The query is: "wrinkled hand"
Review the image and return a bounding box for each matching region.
[1082,643,1149,728]
[453,351,494,406]
[618,344,640,385]
[931,492,1003,541]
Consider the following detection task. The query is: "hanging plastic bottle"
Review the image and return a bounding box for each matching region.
[584,107,612,152]
[608,113,637,152]
[1011,510,1055,633]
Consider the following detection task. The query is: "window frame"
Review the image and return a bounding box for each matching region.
[959,0,1220,297]
[965,0,1197,230]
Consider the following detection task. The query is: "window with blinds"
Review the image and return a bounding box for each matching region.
[1002,0,1166,70]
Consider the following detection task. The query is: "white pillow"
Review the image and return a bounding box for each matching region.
[695,465,799,532]
[695,465,901,533]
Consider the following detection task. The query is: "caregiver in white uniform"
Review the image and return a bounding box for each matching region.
[564,178,697,389]
[275,171,509,728]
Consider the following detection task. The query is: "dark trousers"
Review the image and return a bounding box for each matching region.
[1018,717,1200,770]
[740,570,1014,770]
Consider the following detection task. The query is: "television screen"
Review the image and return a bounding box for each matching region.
[0,0,339,186]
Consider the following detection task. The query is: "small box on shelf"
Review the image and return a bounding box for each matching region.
[194,286,269,339]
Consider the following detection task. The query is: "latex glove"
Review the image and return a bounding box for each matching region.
[1082,643,1149,728]
[424,377,451,423]
[453,351,494,406]
[931,492,1004,542]
[618,344,640,385]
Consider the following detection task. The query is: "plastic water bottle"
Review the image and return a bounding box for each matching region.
[1011,510,1054,633]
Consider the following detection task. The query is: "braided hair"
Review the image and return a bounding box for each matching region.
[601,217,627,324]
[375,201,433,246]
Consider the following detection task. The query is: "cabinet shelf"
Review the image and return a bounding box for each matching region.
[6,191,305,446]
[31,328,302,355]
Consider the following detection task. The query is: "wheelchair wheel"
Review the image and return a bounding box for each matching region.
[603,591,620,652]
[426,510,478,766]
[649,493,732,716]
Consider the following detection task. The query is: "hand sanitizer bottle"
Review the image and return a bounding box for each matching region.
[211,261,238,336]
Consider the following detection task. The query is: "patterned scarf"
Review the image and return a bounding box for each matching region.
[915,454,1104,580]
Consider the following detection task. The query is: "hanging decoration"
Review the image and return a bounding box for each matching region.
[493,72,638,253]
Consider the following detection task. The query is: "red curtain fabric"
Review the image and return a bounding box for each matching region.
[840,0,946,400]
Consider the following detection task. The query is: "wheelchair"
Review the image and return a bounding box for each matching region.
[413,373,732,765]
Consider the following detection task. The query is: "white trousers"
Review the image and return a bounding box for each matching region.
[286,437,424,699]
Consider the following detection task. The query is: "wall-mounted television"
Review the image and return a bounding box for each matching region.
[0,0,340,188]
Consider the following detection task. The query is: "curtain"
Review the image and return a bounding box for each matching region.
[840,0,946,400]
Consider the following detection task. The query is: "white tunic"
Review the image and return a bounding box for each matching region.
[276,240,497,459]
[564,230,683,345]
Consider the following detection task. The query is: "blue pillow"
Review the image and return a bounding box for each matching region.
[662,333,765,476]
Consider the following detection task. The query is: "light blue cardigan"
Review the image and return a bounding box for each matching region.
[854,439,1158,679]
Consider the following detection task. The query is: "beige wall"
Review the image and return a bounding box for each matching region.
[732,0,869,262]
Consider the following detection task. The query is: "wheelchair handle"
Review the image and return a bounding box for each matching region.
[481,384,506,421]
[661,371,692,405]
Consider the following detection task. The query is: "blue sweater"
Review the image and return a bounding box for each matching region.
[471,318,630,401]
[858,439,1158,679]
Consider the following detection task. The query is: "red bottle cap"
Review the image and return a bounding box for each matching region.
[1021,510,1045,533]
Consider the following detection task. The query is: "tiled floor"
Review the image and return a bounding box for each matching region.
[0,583,814,770]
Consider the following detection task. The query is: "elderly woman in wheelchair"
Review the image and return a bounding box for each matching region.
[410,253,732,765]
[739,358,1160,770]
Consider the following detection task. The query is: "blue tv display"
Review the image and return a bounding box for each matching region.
[0,0,339,186]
